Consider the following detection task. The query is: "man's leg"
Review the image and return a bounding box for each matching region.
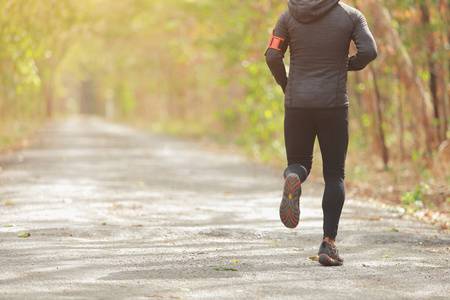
[316,107,349,242]
[315,107,348,265]
[280,109,316,228]
[284,109,316,181]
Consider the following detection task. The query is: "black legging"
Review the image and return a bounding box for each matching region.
[284,107,349,240]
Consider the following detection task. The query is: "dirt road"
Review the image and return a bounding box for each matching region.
[0,117,448,299]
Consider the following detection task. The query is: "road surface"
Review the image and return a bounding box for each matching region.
[0,117,449,299]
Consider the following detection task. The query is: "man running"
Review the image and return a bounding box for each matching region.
[265,0,377,266]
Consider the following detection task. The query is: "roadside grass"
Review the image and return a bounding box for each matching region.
[0,118,45,155]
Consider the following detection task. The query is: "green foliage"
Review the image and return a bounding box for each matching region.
[401,182,429,212]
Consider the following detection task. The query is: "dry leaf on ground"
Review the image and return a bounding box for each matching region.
[213,267,238,271]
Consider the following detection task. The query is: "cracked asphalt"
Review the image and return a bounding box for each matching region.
[0,117,449,299]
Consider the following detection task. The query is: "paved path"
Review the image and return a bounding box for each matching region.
[0,117,449,299]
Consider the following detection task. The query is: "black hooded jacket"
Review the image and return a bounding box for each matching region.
[265,0,377,108]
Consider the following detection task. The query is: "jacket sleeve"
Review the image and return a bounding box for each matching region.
[265,11,289,93]
[348,10,377,71]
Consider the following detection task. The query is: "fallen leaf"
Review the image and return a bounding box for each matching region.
[384,228,399,232]
[213,267,238,271]
[232,260,239,263]
[18,232,30,238]
[362,264,370,267]
[5,201,14,205]
[136,181,146,187]
[179,288,190,292]
[309,256,319,262]
[4,225,14,227]
[222,191,230,195]
[102,222,107,226]
[381,254,392,258]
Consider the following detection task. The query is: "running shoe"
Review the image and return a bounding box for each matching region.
[279,173,301,228]
[318,241,344,266]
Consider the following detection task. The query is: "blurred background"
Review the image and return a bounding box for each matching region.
[0,0,449,225]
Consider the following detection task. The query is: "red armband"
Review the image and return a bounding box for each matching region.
[266,32,285,53]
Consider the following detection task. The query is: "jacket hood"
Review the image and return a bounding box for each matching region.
[288,0,340,23]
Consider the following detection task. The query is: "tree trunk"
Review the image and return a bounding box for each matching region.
[441,60,449,142]
[398,80,405,161]
[369,65,389,167]
[446,1,450,138]
[363,1,434,157]
[420,3,444,142]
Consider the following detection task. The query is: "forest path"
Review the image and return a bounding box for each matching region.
[0,117,448,299]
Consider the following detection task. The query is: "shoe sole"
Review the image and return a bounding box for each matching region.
[279,173,301,228]
[318,253,342,266]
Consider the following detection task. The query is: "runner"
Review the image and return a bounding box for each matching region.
[265,0,377,266]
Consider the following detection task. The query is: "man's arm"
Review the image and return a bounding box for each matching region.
[265,11,290,93]
[348,10,377,71]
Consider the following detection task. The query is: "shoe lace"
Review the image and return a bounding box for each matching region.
[332,246,343,262]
